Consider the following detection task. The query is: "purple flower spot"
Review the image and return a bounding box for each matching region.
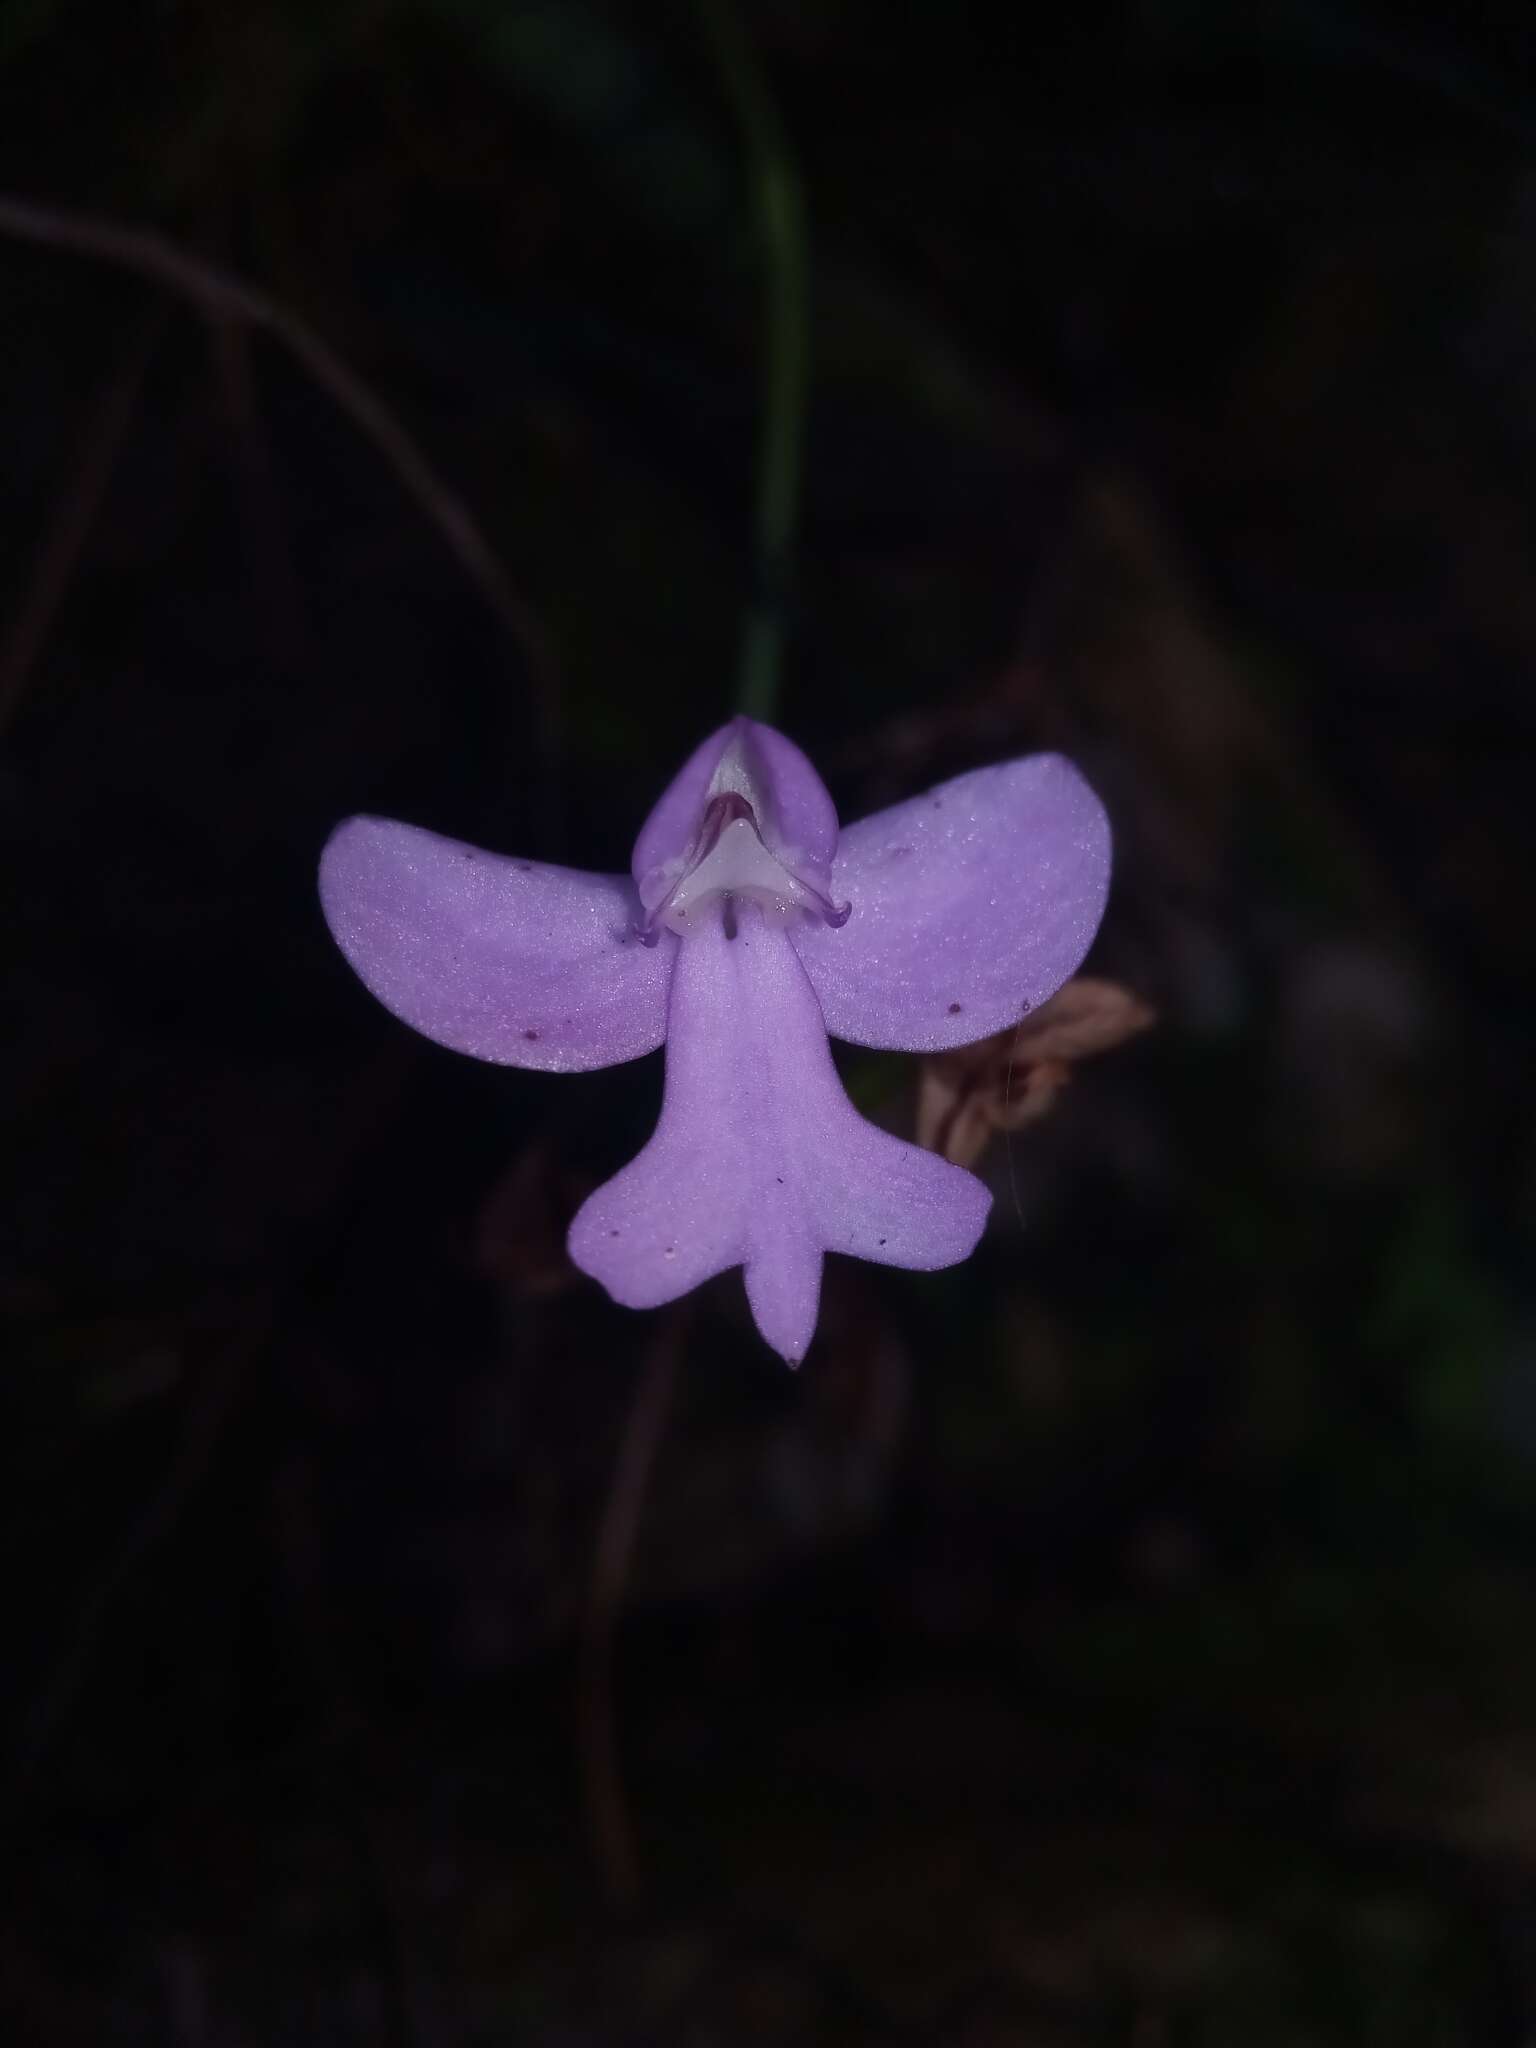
[947,1002,963,1014]
[523,1028,540,1041]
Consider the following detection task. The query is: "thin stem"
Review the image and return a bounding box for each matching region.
[694,0,809,722]
[577,1309,687,1909]
[0,193,555,713]
[0,306,165,738]
[7,1042,416,1812]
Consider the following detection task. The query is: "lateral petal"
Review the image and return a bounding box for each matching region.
[319,816,674,1071]
[791,753,1111,1053]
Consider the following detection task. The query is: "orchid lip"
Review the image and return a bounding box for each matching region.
[634,790,851,946]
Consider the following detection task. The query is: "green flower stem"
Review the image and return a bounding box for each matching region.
[694,0,808,723]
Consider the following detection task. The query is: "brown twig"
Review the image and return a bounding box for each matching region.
[578,1308,689,1909]
[274,1449,443,2048]
[207,308,311,672]
[0,192,556,711]
[0,305,165,737]
[5,1043,415,1811]
[6,1309,252,1804]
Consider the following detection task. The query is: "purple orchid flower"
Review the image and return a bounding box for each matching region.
[319,719,1110,1363]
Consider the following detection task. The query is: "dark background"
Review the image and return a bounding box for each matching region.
[4,2,1536,2041]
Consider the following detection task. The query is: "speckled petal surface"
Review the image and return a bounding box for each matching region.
[630,716,839,888]
[567,907,990,1363]
[319,816,675,1071]
[791,753,1112,1053]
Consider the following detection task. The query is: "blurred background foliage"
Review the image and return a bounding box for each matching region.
[3,0,1536,2041]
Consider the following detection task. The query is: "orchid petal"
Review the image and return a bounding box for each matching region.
[791,753,1111,1053]
[567,908,989,1363]
[319,816,674,1071]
